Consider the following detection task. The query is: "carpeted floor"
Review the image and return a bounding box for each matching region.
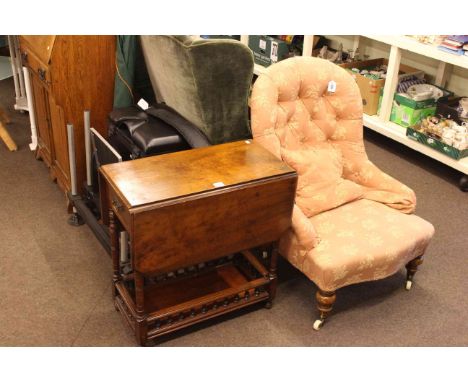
[0,77,467,347]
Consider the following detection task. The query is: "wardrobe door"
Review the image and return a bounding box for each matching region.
[30,72,53,167]
[48,95,70,190]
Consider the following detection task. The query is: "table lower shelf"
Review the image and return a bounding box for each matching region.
[115,252,272,343]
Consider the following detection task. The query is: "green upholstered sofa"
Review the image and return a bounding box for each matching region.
[140,35,254,144]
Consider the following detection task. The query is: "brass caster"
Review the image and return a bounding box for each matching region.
[313,319,324,331]
[264,301,273,309]
[405,280,413,291]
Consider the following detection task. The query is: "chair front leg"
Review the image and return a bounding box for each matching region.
[314,289,336,331]
[405,255,424,290]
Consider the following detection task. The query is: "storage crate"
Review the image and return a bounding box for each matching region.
[406,127,468,160]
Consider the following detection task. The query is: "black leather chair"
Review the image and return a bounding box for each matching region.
[108,35,254,160]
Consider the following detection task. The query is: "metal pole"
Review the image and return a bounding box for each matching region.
[84,110,92,187]
[67,124,78,196]
[22,67,37,150]
[15,37,26,99]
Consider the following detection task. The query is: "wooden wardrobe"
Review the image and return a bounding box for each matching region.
[19,35,116,204]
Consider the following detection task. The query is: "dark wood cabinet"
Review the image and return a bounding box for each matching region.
[20,35,116,201]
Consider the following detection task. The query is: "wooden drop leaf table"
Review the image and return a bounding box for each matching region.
[99,140,297,345]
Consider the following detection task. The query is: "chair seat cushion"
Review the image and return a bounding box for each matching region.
[282,199,434,292]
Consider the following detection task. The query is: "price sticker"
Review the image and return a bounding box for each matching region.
[137,98,149,110]
[327,80,337,93]
[271,41,278,62]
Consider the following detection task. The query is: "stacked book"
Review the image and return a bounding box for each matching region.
[438,36,468,56]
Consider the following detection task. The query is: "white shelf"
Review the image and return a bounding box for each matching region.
[362,35,468,70]
[363,114,468,175]
[245,35,468,180]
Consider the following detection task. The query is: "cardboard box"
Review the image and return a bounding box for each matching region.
[248,35,290,67]
[340,58,423,116]
[406,127,468,160]
[377,86,453,128]
[379,92,436,127]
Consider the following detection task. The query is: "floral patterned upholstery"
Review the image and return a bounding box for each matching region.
[251,57,434,292]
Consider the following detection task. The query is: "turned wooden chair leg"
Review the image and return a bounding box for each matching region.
[405,255,424,291]
[313,289,336,331]
[265,242,279,309]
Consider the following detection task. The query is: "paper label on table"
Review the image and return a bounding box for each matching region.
[213,182,225,188]
[327,80,337,93]
[271,41,278,62]
[259,39,266,50]
[137,98,149,110]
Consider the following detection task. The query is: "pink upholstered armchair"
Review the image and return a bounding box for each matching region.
[251,57,434,330]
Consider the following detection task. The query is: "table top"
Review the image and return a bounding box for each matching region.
[100,140,295,209]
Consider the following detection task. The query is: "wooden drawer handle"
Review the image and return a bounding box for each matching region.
[112,199,123,211]
[37,68,46,82]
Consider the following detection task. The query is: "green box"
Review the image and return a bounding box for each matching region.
[248,35,290,67]
[406,127,468,160]
[377,86,454,128]
[390,93,437,127]
[378,91,436,127]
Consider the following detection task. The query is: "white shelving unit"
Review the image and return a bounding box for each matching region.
[239,35,468,187]
[359,35,468,185]
[362,35,468,70]
[364,114,468,174]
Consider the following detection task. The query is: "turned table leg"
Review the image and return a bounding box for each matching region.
[265,242,279,309]
[134,271,148,346]
[314,289,336,331]
[405,255,424,291]
[109,209,121,301]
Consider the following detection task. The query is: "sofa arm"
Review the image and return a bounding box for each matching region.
[291,204,320,251]
[338,140,416,214]
[147,104,211,148]
[346,159,416,214]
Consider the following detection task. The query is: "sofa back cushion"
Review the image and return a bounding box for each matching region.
[140,35,254,144]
